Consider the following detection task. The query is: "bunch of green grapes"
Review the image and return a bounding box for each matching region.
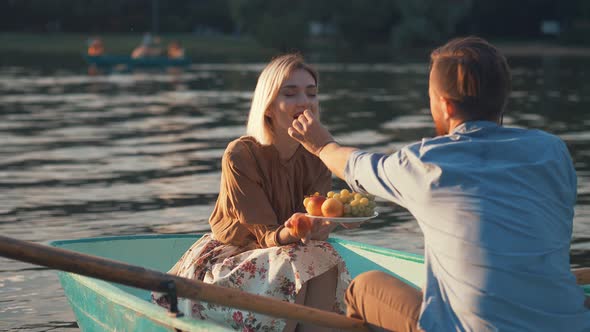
[326,189,376,217]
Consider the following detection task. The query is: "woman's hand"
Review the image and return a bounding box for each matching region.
[284,213,337,244]
[284,213,313,240]
[308,218,338,242]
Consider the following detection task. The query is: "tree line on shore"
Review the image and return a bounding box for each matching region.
[1,0,589,51]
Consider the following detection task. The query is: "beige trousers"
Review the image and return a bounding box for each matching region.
[345,271,423,332]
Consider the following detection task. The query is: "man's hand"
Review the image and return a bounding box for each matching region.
[290,109,358,181]
[288,110,335,156]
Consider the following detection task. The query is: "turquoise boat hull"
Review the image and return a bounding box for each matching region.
[49,234,590,331]
[85,55,191,68]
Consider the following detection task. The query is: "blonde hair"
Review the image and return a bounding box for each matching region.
[246,54,318,145]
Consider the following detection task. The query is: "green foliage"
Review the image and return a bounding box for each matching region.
[390,18,441,49]
[229,0,309,51]
[330,0,401,49]
[391,0,472,49]
[1,0,589,52]
[186,0,235,34]
[0,0,235,33]
[560,0,590,45]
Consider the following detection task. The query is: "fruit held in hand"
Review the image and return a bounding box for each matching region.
[288,213,312,238]
[305,195,326,216]
[321,198,344,217]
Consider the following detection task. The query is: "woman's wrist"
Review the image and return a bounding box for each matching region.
[276,226,299,245]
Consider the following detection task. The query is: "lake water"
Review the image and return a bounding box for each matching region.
[1,55,589,331]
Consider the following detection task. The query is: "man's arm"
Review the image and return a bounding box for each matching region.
[288,109,358,180]
[317,142,357,180]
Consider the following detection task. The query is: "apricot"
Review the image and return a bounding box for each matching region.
[321,198,344,217]
[288,214,312,238]
[305,195,326,216]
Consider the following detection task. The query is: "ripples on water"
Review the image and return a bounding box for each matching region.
[1,57,589,330]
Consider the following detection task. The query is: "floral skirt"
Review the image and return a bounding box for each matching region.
[153,234,351,331]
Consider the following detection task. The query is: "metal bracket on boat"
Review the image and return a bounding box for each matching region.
[162,280,184,318]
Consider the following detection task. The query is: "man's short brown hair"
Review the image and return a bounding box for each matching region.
[430,36,511,121]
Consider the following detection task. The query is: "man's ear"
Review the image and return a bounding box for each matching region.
[440,96,457,120]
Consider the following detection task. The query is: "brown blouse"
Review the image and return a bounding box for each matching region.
[209,136,332,249]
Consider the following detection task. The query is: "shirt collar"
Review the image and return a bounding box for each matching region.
[450,121,500,135]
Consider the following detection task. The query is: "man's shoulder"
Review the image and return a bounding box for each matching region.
[419,126,564,145]
[504,126,567,147]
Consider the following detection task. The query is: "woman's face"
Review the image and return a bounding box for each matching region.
[268,68,318,135]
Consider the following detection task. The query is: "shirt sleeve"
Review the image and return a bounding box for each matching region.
[344,149,421,209]
[242,224,285,248]
[221,143,282,247]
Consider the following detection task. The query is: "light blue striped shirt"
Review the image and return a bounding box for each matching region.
[344,121,590,331]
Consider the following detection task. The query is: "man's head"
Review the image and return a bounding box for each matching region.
[429,36,511,135]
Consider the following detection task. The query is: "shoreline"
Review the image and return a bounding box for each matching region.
[1,33,590,63]
[496,42,590,57]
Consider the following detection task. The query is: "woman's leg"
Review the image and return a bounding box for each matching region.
[283,267,339,332]
[283,283,308,332]
[297,267,339,332]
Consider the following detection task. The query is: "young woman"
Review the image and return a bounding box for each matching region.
[154,54,350,332]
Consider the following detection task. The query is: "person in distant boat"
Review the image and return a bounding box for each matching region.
[150,36,163,57]
[87,37,104,56]
[131,35,149,59]
[289,36,590,331]
[167,40,185,59]
[153,54,350,332]
[131,33,162,58]
[87,37,105,76]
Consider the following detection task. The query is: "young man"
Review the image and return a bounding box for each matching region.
[289,36,590,331]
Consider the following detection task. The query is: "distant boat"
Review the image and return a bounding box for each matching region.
[84,55,191,68]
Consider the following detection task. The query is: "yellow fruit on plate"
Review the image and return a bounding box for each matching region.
[305,195,326,216]
[303,189,376,218]
[321,198,344,217]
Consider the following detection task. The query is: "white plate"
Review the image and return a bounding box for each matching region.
[305,212,379,223]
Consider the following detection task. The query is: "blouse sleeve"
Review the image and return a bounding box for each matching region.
[221,142,282,247]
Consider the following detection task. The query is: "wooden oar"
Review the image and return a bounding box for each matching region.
[573,267,590,285]
[0,235,369,332]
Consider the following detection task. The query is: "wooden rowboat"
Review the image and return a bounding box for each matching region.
[49,234,423,331]
[48,234,590,332]
[84,55,191,68]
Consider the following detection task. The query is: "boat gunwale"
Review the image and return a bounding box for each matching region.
[49,233,426,263]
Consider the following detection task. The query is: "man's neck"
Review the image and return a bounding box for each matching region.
[448,117,501,134]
